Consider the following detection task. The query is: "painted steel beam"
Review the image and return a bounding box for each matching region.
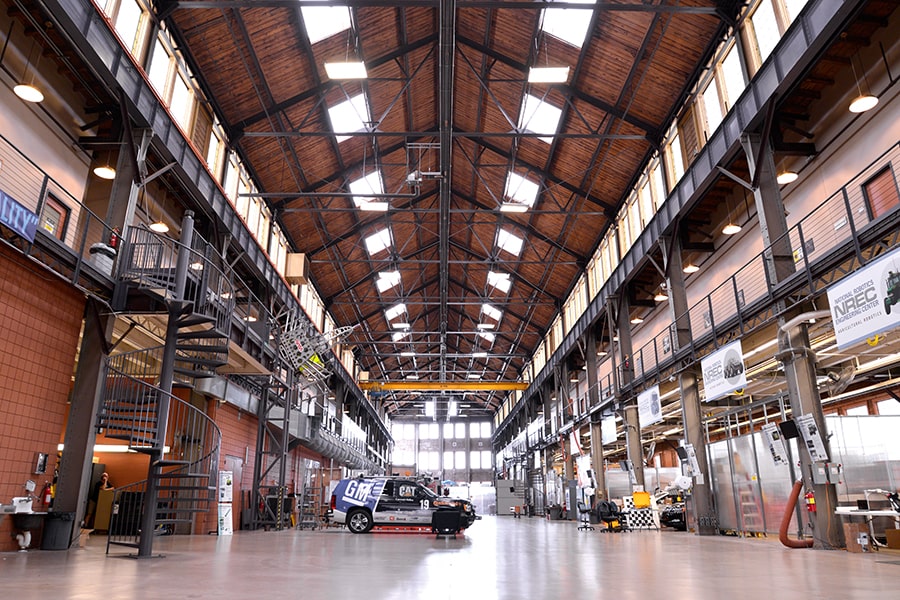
[360,380,529,391]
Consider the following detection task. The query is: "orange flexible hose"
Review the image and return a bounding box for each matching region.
[780,480,813,548]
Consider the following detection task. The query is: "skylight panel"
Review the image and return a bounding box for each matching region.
[503,171,539,211]
[392,331,410,342]
[385,303,407,321]
[328,93,370,143]
[487,271,512,293]
[301,5,351,45]
[364,227,392,256]
[518,94,562,144]
[482,303,503,321]
[376,270,401,293]
[497,228,524,257]
[349,171,388,211]
[540,0,596,49]
[477,331,496,343]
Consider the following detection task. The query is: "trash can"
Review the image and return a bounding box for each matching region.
[548,505,563,520]
[89,243,117,277]
[41,511,75,550]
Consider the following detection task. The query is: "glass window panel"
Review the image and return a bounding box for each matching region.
[481,422,492,438]
[504,171,539,207]
[455,451,466,469]
[470,451,481,470]
[114,0,143,53]
[443,450,454,469]
[487,271,512,293]
[301,5,351,45]
[443,423,454,438]
[364,227,392,255]
[497,229,524,257]
[518,94,562,144]
[670,131,685,182]
[428,423,439,439]
[328,94,370,143]
[540,0,596,48]
[481,450,492,469]
[455,423,466,438]
[419,423,431,439]
[721,44,746,110]
[845,405,869,416]
[752,1,781,64]
[877,399,900,415]
[702,80,723,134]
[783,0,810,22]
[147,39,170,97]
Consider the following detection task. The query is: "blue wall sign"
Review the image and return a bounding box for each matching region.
[0,189,39,243]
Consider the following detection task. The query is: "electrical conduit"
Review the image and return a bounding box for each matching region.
[780,480,813,548]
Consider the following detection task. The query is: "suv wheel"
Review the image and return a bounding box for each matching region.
[347,508,374,533]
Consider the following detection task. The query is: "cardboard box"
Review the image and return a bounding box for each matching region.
[885,528,900,550]
[843,522,872,553]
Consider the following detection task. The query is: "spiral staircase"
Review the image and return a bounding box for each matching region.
[99,220,233,555]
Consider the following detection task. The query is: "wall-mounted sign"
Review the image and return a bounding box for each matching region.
[796,413,828,462]
[700,340,747,401]
[637,384,662,427]
[827,244,900,349]
[761,423,788,466]
[601,416,617,444]
[0,189,39,243]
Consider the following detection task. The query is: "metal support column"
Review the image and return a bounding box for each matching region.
[742,132,843,549]
[137,210,194,558]
[615,295,644,489]
[56,299,114,530]
[662,234,718,534]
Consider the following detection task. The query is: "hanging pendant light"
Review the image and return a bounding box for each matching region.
[14,41,44,103]
[849,54,878,114]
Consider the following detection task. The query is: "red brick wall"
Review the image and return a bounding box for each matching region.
[0,246,85,551]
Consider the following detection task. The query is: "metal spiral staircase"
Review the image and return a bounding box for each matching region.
[100,216,234,556]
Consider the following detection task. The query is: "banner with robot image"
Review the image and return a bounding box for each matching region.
[827,244,900,349]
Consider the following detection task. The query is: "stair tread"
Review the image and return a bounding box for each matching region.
[176,328,226,339]
[178,315,216,328]
[176,356,228,367]
[176,343,229,353]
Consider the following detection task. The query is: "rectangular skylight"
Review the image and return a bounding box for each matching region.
[528,67,570,83]
[467,373,481,380]
[324,61,367,80]
[392,331,410,342]
[477,331,496,343]
[328,93,370,143]
[540,0,595,49]
[376,270,401,293]
[503,171,539,211]
[302,6,351,45]
[496,228,524,257]
[519,94,562,144]
[350,171,388,211]
[481,303,503,321]
[364,227,392,256]
[487,270,512,293]
[385,303,407,321]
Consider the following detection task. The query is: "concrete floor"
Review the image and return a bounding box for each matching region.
[1,516,897,599]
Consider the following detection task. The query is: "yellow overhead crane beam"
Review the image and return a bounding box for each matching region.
[358,381,529,392]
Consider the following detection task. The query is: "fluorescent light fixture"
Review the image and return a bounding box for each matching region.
[467,374,481,379]
[500,203,529,213]
[392,322,411,329]
[149,221,169,233]
[683,262,699,274]
[406,374,419,380]
[472,352,488,358]
[596,350,607,356]
[630,316,644,325]
[400,351,416,357]
[776,170,798,185]
[722,222,742,235]
[324,61,368,79]
[849,94,878,113]
[14,83,43,103]
[476,323,495,330]
[528,66,570,83]
[93,165,116,180]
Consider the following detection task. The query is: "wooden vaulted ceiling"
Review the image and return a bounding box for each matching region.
[163,0,742,418]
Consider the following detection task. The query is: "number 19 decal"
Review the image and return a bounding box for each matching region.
[420,499,430,509]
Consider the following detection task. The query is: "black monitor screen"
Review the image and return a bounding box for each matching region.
[778,419,801,439]
[675,447,689,460]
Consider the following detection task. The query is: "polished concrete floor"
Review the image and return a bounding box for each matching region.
[1,516,898,599]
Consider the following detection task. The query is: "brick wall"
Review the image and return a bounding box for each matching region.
[0,246,84,551]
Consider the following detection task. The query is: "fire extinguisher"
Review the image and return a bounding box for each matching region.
[42,482,53,507]
[804,490,816,513]
[109,227,120,249]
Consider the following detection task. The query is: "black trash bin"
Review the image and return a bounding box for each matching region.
[41,511,75,550]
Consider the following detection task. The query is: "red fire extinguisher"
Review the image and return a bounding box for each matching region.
[109,227,120,249]
[42,482,52,506]
[804,490,816,513]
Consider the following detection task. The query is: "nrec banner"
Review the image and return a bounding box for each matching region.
[827,244,900,349]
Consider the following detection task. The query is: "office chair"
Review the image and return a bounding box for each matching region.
[576,501,595,531]
[596,500,629,532]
